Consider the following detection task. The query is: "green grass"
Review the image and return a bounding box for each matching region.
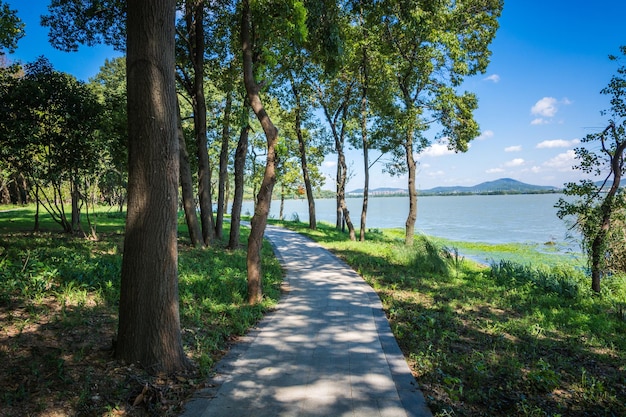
[0,205,283,416]
[275,220,626,417]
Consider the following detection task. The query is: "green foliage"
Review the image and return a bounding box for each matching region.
[41,0,126,52]
[0,207,284,414]
[0,1,24,54]
[556,46,626,291]
[489,260,585,299]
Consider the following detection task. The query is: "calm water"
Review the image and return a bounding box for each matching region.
[241,194,578,247]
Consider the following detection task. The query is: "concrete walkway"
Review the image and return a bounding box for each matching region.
[181,225,432,417]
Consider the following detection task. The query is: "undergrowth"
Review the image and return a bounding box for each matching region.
[278,220,626,417]
[0,206,282,416]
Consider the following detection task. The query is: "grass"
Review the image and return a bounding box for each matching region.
[0,205,282,416]
[274,220,626,417]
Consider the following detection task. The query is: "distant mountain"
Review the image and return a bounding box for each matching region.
[347,178,560,196]
[422,178,560,195]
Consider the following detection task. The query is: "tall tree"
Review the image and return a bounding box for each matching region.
[241,0,283,303]
[373,0,502,245]
[177,98,205,247]
[316,74,357,240]
[556,46,626,293]
[89,57,129,212]
[288,71,317,229]
[180,0,215,246]
[0,58,104,234]
[116,0,189,373]
[228,121,250,250]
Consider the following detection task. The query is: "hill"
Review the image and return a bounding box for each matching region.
[347,178,560,196]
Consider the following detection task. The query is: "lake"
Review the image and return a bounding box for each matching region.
[241,193,579,248]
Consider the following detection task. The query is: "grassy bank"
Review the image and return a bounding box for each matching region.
[277,220,626,417]
[0,206,282,416]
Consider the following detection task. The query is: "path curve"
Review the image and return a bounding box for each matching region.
[181,225,432,417]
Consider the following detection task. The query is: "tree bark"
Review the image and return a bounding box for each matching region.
[290,78,316,229]
[322,89,355,240]
[337,144,356,241]
[359,21,370,242]
[242,0,279,304]
[216,89,232,240]
[228,124,249,249]
[116,0,189,374]
[336,160,342,229]
[71,178,81,234]
[187,0,215,246]
[178,99,204,248]
[405,128,417,246]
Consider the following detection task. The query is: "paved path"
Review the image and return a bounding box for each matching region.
[181,226,432,417]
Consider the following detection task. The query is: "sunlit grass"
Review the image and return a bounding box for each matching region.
[276,219,626,417]
[0,205,283,415]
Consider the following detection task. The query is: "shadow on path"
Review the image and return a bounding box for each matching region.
[181,226,432,417]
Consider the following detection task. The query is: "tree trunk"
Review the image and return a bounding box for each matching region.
[216,89,232,240]
[405,129,417,246]
[228,125,249,250]
[291,78,316,230]
[279,183,285,221]
[116,0,189,374]
[71,178,81,234]
[34,184,40,232]
[337,146,356,241]
[359,34,369,242]
[336,160,342,229]
[177,100,204,248]
[242,0,279,304]
[589,126,626,292]
[187,0,215,246]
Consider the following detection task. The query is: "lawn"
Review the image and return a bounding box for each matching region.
[276,220,626,417]
[2,205,624,416]
[0,205,283,416]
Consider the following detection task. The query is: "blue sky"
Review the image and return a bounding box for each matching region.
[4,1,626,191]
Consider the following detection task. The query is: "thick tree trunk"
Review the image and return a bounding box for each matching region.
[228,125,249,249]
[242,0,279,304]
[405,129,417,246]
[178,100,204,248]
[116,0,189,374]
[216,89,232,240]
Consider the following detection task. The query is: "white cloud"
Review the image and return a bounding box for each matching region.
[484,74,500,83]
[421,142,455,157]
[486,167,505,174]
[322,160,336,168]
[543,150,576,170]
[505,145,522,152]
[531,166,542,173]
[477,130,494,140]
[530,97,572,125]
[536,139,580,148]
[531,97,558,117]
[504,158,525,167]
